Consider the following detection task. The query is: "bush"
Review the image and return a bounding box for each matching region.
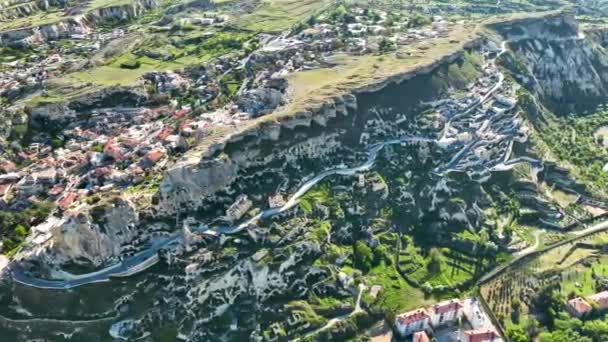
[14,224,28,238]
[50,137,64,149]
[507,325,530,342]
[426,248,443,274]
[379,38,395,53]
[85,195,101,205]
[120,60,141,69]
[354,241,374,272]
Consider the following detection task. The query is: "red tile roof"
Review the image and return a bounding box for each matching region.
[433,299,463,314]
[145,149,165,163]
[94,166,113,177]
[104,140,125,161]
[396,309,429,325]
[48,184,65,197]
[568,297,593,315]
[57,192,78,210]
[588,291,608,309]
[0,160,16,173]
[413,331,430,342]
[464,329,497,342]
[173,108,190,118]
[156,127,174,141]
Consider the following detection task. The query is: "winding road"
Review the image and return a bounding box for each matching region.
[9,235,179,290]
[514,229,543,257]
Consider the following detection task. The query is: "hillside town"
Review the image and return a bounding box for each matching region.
[3,0,608,341]
[0,29,127,99]
[0,4,459,255]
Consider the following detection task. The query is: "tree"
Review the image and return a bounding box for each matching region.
[533,287,565,328]
[354,241,374,272]
[554,316,583,332]
[306,15,317,26]
[426,248,443,274]
[511,298,522,324]
[503,222,515,242]
[525,317,541,338]
[583,319,608,341]
[379,38,395,53]
[14,224,28,238]
[506,325,529,342]
[538,329,591,342]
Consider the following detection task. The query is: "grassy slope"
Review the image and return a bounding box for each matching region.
[0,10,65,31]
[236,0,331,32]
[186,21,481,160]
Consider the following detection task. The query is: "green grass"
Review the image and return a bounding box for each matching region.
[236,0,330,32]
[286,300,327,327]
[69,65,151,86]
[64,30,253,87]
[28,94,67,106]
[0,10,65,31]
[514,225,537,245]
[560,257,608,298]
[87,0,133,10]
[299,183,342,216]
[367,261,432,313]
[306,220,331,244]
[310,294,352,315]
[407,248,476,288]
[68,52,202,86]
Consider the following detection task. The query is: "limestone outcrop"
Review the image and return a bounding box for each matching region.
[494,12,608,114]
[19,197,139,269]
[154,35,480,215]
[0,0,159,46]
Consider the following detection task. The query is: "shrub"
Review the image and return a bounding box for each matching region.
[120,60,141,69]
[14,224,28,238]
[50,137,64,149]
[354,241,374,272]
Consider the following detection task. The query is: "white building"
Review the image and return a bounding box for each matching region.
[494,94,517,109]
[226,194,253,222]
[395,309,430,337]
[460,328,500,342]
[430,299,463,327]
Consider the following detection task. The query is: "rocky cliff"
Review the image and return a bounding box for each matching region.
[154,39,481,215]
[16,12,587,270]
[0,0,67,21]
[494,12,608,114]
[19,197,139,270]
[13,33,484,269]
[29,86,147,123]
[0,0,158,46]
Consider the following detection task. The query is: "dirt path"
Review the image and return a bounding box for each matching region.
[296,284,367,340]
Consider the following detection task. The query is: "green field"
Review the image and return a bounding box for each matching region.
[0,10,65,31]
[366,262,433,313]
[482,228,608,334]
[236,0,330,32]
[561,256,608,298]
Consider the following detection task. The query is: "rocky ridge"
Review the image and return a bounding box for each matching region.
[0,0,158,46]
[155,37,483,215]
[12,10,587,275]
[494,11,608,114]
